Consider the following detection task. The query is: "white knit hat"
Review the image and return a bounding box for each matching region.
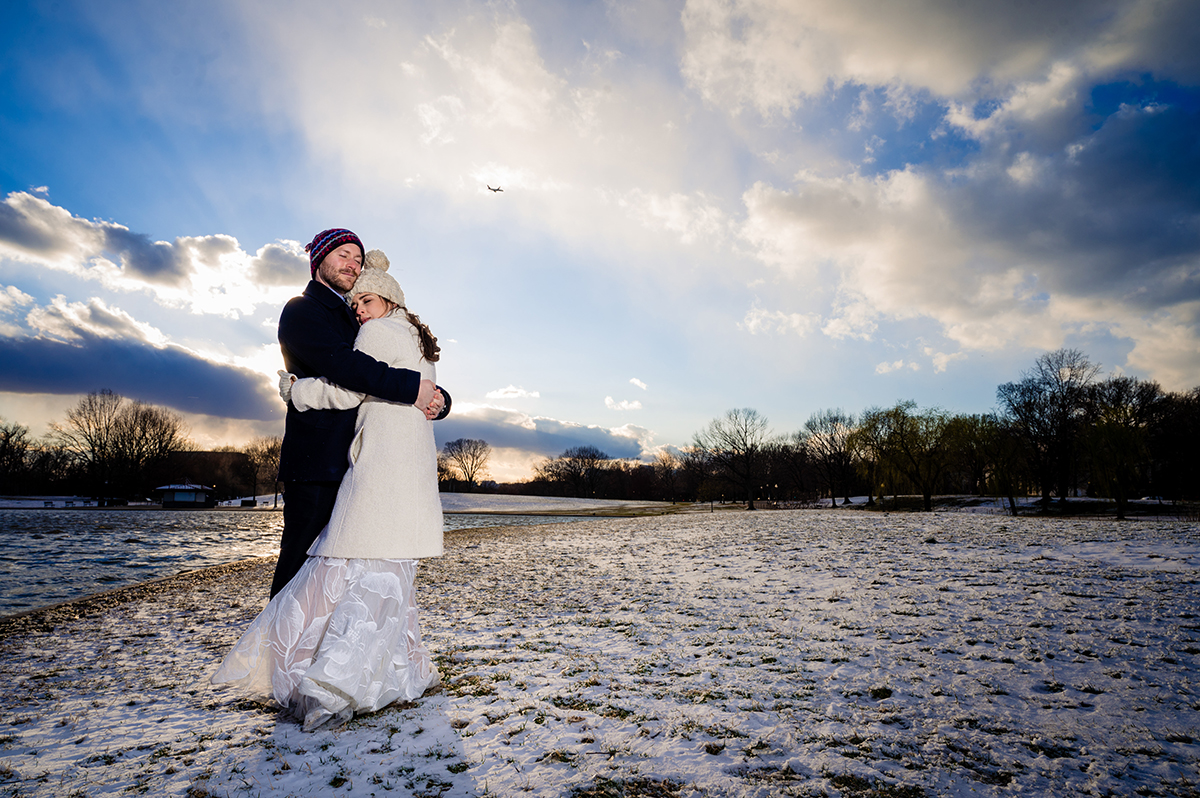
[348,249,406,309]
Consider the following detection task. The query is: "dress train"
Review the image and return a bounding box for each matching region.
[213,556,438,730]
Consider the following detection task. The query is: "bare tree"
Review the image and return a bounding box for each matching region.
[1148,387,1200,501]
[243,435,283,506]
[769,431,813,503]
[652,450,681,501]
[804,408,857,506]
[879,401,954,512]
[111,400,191,495]
[678,445,713,502]
[26,437,78,493]
[1084,376,1162,519]
[535,445,611,498]
[692,408,772,509]
[442,438,492,491]
[437,451,454,488]
[50,389,123,495]
[51,390,191,499]
[849,407,889,506]
[0,418,31,493]
[998,349,1099,510]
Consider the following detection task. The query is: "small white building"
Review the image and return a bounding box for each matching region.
[155,482,215,509]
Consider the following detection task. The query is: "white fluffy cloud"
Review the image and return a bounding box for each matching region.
[605,396,643,411]
[25,295,169,346]
[485,385,540,399]
[0,192,306,316]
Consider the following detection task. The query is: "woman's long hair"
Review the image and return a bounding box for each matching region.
[381,300,440,362]
[404,309,440,362]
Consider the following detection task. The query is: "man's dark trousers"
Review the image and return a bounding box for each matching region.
[271,481,340,597]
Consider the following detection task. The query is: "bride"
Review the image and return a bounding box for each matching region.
[213,250,444,730]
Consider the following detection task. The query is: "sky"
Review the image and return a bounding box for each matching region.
[1,0,1197,482]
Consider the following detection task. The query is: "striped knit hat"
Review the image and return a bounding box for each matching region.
[304,228,364,278]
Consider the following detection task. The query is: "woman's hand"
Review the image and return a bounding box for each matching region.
[416,379,437,417]
[424,388,445,420]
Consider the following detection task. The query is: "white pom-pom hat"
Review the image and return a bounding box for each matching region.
[348,249,406,309]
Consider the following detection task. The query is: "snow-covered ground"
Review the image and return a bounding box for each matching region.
[1,510,1197,797]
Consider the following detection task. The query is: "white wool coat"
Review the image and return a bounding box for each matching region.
[289,313,443,559]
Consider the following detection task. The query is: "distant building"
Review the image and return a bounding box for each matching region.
[155,482,216,509]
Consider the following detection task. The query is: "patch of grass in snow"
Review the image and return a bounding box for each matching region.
[551,694,599,712]
[567,776,684,797]
[446,673,496,697]
[537,749,577,765]
[731,762,803,782]
[828,772,927,797]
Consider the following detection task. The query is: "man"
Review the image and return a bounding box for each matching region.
[271,227,449,596]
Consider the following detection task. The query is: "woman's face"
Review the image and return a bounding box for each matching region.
[351,292,392,324]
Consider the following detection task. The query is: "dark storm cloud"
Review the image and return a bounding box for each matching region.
[0,333,281,421]
[955,99,1200,306]
[433,412,645,460]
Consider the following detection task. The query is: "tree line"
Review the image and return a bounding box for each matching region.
[0,389,281,503]
[3,349,1196,514]
[493,349,1200,516]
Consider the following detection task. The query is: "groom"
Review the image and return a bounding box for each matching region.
[271,228,449,596]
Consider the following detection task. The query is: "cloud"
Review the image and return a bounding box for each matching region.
[740,305,819,336]
[875,359,920,375]
[630,378,647,390]
[432,404,647,461]
[26,295,169,346]
[485,385,540,399]
[605,396,643,411]
[679,0,1199,116]
[0,288,280,420]
[0,328,280,421]
[737,82,1200,387]
[0,285,35,338]
[0,285,34,316]
[238,1,726,278]
[615,189,733,246]
[925,348,966,373]
[0,192,305,316]
[250,242,310,287]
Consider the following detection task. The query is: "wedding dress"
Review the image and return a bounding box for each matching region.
[212,555,438,730]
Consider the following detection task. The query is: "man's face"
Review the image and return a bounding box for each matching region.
[316,244,363,292]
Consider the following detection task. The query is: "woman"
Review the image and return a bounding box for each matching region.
[213,250,443,731]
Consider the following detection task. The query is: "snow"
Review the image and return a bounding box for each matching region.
[1,510,1198,797]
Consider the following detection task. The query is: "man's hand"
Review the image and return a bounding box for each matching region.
[278,370,296,404]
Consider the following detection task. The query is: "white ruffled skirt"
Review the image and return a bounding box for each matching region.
[212,556,439,730]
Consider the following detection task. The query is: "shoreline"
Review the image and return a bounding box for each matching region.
[0,556,277,637]
[0,521,581,630]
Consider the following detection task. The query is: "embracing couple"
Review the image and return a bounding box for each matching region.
[213,228,449,731]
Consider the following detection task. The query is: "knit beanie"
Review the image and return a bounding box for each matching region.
[349,249,406,309]
[304,228,364,278]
